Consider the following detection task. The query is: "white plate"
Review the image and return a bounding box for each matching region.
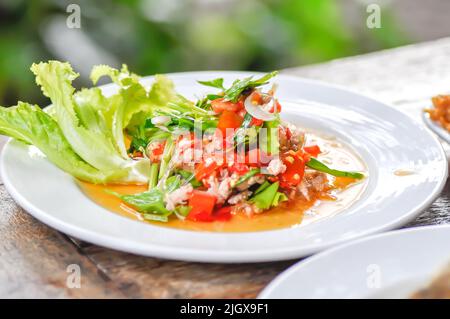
[259,225,450,298]
[1,71,448,263]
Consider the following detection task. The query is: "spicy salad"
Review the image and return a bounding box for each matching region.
[0,61,364,224]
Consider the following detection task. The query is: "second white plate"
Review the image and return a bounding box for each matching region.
[259,225,450,298]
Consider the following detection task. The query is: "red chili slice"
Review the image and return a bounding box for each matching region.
[303,145,321,158]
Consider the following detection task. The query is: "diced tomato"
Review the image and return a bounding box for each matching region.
[213,206,233,221]
[187,190,217,222]
[188,211,215,222]
[303,145,321,158]
[211,98,244,114]
[280,151,306,187]
[217,110,243,136]
[195,160,220,181]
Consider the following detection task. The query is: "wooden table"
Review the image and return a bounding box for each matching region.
[1,38,450,299]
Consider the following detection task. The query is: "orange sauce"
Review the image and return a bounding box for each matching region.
[78,181,318,232]
[334,176,358,189]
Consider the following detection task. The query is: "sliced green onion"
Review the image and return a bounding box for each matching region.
[307,158,364,179]
[177,170,202,188]
[254,180,271,195]
[148,162,159,189]
[158,137,174,182]
[143,213,169,222]
[235,168,260,186]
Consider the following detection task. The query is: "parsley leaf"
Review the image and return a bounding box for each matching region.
[197,78,225,90]
[223,71,278,102]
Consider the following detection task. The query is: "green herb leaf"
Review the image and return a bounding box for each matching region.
[177,170,202,188]
[254,180,271,195]
[108,188,170,215]
[206,94,222,100]
[223,71,278,102]
[144,118,155,128]
[235,168,260,186]
[169,117,195,130]
[127,123,148,153]
[234,112,255,147]
[306,158,364,179]
[249,182,279,210]
[198,78,225,90]
[165,175,181,193]
[272,192,288,207]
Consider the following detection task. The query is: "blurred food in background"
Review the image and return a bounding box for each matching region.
[1,0,448,107]
[426,94,450,132]
[411,262,450,299]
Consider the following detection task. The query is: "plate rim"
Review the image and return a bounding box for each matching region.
[258,224,450,298]
[0,71,448,263]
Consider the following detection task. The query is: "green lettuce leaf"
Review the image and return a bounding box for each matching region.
[31,61,126,171]
[90,64,151,158]
[30,61,149,183]
[0,102,122,183]
[0,61,212,187]
[90,64,139,87]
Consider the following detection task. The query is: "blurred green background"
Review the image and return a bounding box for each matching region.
[1,0,442,107]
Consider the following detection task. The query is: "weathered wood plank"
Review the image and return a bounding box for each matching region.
[72,244,293,299]
[0,186,125,298]
[406,180,450,227]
